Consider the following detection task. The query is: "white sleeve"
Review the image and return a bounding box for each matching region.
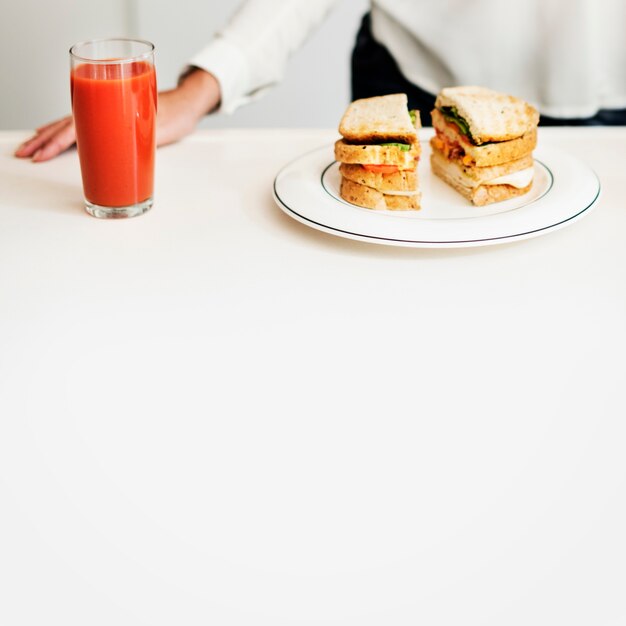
[187,0,340,114]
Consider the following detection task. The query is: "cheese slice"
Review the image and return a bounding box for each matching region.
[484,167,534,188]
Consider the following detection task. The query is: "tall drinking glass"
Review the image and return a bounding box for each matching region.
[70,39,157,219]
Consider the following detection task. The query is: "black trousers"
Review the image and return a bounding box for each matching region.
[351,13,626,127]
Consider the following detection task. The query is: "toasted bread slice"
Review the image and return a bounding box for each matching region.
[429,148,533,186]
[435,86,539,145]
[339,163,417,193]
[431,109,536,167]
[334,139,419,168]
[339,94,419,144]
[430,151,533,206]
[340,177,421,211]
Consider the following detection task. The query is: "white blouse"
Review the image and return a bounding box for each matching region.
[189,0,626,119]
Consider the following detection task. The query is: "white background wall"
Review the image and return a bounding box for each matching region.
[0,0,132,129]
[0,0,368,130]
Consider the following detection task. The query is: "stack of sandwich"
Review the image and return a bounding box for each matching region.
[335,94,421,211]
[430,86,539,206]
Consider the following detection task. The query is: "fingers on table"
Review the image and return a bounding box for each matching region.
[14,117,75,162]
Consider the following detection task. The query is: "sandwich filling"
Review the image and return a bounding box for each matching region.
[439,106,477,143]
[431,133,473,165]
[483,167,534,188]
[356,119,420,175]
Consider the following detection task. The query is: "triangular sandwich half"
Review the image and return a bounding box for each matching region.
[430,86,539,206]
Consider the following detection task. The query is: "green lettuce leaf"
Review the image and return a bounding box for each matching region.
[439,106,475,143]
[380,142,411,151]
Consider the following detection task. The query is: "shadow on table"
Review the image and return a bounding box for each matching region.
[0,170,83,217]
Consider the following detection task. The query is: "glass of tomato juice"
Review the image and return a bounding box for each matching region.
[70,39,157,218]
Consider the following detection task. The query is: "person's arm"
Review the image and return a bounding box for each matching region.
[188,0,339,114]
[157,68,221,146]
[15,68,221,162]
[15,0,339,161]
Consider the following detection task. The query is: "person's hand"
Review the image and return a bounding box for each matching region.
[14,68,221,162]
[14,116,75,162]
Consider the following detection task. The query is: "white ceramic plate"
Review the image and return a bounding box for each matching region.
[273,140,600,248]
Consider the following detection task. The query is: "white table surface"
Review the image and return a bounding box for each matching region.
[1,127,625,625]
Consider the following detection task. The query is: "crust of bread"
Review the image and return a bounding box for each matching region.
[339,163,417,192]
[339,94,419,143]
[334,139,420,167]
[431,109,536,167]
[340,177,421,211]
[429,147,533,185]
[430,153,532,206]
[434,86,539,144]
[470,183,532,206]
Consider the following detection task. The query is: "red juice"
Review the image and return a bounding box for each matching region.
[71,61,157,208]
